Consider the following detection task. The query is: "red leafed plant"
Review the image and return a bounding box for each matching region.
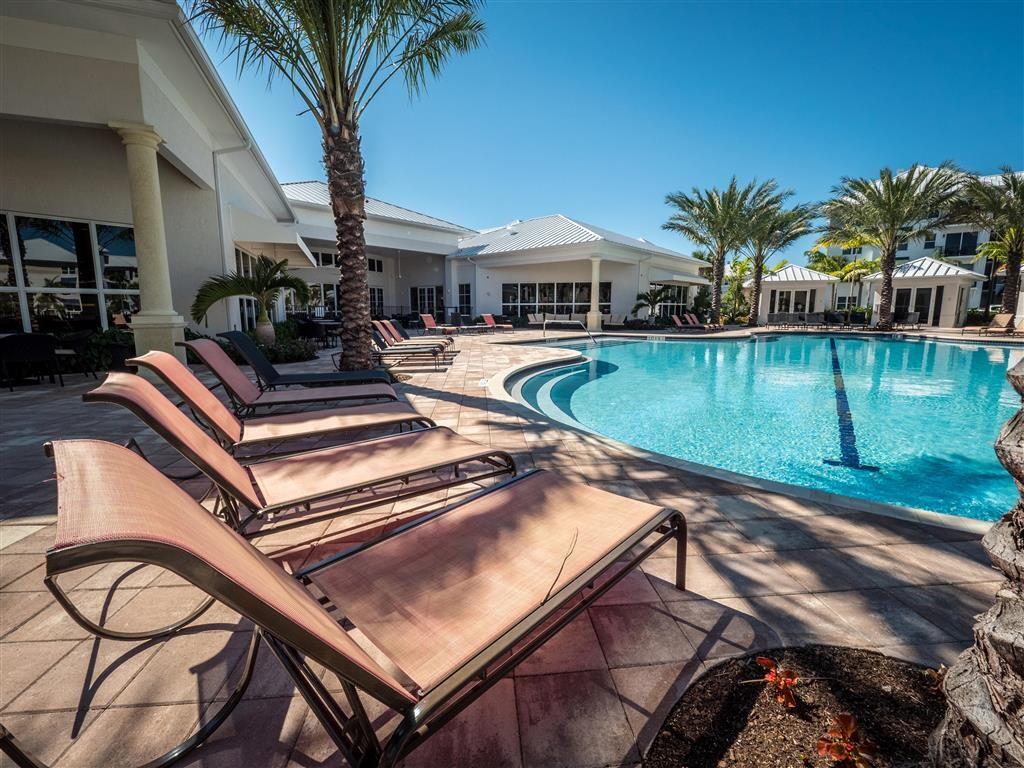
[756,656,799,708]
[817,713,878,767]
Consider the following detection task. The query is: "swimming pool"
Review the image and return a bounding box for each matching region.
[514,335,1022,521]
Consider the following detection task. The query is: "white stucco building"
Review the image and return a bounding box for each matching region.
[861,257,984,328]
[0,0,705,354]
[745,265,838,324]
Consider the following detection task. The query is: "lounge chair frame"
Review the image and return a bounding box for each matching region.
[42,466,685,768]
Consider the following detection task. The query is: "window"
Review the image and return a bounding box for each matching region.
[924,232,936,249]
[367,257,383,273]
[944,231,978,257]
[500,281,611,317]
[897,240,908,251]
[234,248,259,331]
[411,286,444,316]
[835,295,850,310]
[458,283,472,316]
[841,246,862,256]
[652,284,688,317]
[368,286,384,317]
[314,251,335,267]
[0,211,140,332]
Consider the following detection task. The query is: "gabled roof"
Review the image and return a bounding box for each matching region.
[455,214,698,262]
[281,181,472,233]
[744,264,838,287]
[863,256,984,281]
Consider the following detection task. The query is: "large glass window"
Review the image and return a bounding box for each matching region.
[653,284,689,318]
[0,211,139,333]
[944,231,978,257]
[458,283,472,315]
[368,286,384,317]
[500,281,611,317]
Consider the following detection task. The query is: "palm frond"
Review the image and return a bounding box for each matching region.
[191,255,310,323]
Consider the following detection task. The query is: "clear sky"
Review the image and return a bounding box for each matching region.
[200,0,1024,262]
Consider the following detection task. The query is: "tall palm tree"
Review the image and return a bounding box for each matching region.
[958,168,1024,314]
[818,163,965,330]
[741,183,816,327]
[972,235,1012,312]
[664,177,756,324]
[191,255,310,345]
[190,0,485,369]
[631,285,675,321]
[723,256,751,322]
[835,257,881,313]
[805,249,847,275]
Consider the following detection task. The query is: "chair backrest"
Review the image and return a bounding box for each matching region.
[419,313,438,329]
[850,311,866,322]
[182,340,263,407]
[671,314,684,328]
[905,311,919,324]
[218,331,280,386]
[84,373,262,510]
[389,320,411,340]
[47,439,416,710]
[381,319,408,343]
[129,351,243,445]
[991,313,1014,329]
[372,320,397,346]
[482,314,496,327]
[0,333,58,363]
[685,313,701,326]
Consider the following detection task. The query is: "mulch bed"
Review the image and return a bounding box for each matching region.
[646,646,945,768]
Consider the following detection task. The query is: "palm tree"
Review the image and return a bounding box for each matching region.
[664,177,756,325]
[723,256,751,322]
[190,0,485,369]
[741,182,816,327]
[191,255,310,345]
[631,285,675,321]
[805,249,847,275]
[818,163,965,330]
[958,168,1024,314]
[834,257,881,314]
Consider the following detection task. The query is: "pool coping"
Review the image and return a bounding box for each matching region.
[487,347,996,535]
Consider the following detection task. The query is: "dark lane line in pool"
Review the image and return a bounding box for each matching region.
[824,337,880,472]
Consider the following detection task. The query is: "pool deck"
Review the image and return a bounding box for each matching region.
[0,329,1003,768]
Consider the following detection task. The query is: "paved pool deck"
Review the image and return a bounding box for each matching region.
[0,329,1002,768]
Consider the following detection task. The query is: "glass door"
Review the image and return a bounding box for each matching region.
[894,288,912,322]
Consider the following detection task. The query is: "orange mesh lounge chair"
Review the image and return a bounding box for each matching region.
[671,314,703,333]
[383,318,455,348]
[420,312,458,335]
[961,312,1014,335]
[41,440,685,768]
[366,331,446,371]
[373,320,452,355]
[129,351,434,452]
[481,313,514,333]
[83,373,515,535]
[182,339,397,416]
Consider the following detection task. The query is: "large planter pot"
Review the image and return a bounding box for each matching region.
[254,321,276,346]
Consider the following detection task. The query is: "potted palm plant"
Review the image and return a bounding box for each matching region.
[191,255,310,345]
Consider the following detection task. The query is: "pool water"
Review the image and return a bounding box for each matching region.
[516,335,1022,521]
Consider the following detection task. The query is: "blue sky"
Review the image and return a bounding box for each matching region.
[201,0,1024,262]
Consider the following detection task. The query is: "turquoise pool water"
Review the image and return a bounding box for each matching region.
[516,335,1021,521]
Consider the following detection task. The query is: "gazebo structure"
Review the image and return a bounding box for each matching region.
[746,264,838,325]
[862,257,984,328]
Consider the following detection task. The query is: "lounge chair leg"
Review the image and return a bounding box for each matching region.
[0,725,47,768]
[673,515,687,591]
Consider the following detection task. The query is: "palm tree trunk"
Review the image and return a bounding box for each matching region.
[324,125,373,371]
[1001,247,1022,315]
[710,250,724,324]
[931,358,1024,767]
[748,259,763,327]
[876,247,896,330]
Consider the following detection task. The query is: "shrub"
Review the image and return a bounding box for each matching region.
[81,328,134,370]
[183,325,316,365]
[817,713,877,767]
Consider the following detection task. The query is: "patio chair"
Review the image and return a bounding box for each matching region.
[42,439,685,768]
[367,332,445,371]
[82,374,515,535]
[806,312,825,329]
[481,313,514,333]
[671,314,702,332]
[419,313,458,336]
[896,311,920,330]
[182,339,398,416]
[848,311,868,329]
[605,314,625,327]
[526,313,545,326]
[218,331,390,389]
[380,319,455,350]
[0,333,64,391]
[129,352,434,452]
[685,312,719,331]
[962,313,1014,335]
[372,321,450,354]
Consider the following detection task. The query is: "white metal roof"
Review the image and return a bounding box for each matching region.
[863,256,984,282]
[455,214,698,262]
[281,181,472,233]
[744,264,838,287]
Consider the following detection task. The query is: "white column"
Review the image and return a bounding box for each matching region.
[586,256,602,331]
[448,258,459,317]
[110,122,186,361]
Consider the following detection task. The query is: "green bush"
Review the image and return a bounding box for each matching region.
[184,324,317,365]
[81,328,134,370]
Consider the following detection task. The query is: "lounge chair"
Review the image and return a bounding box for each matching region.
[129,351,434,451]
[373,321,451,355]
[42,439,685,768]
[671,314,703,332]
[896,311,920,330]
[527,313,545,326]
[218,330,390,388]
[0,333,64,391]
[380,319,454,349]
[419,313,458,336]
[367,332,446,371]
[806,312,825,329]
[1008,318,1024,336]
[848,311,868,329]
[962,313,1014,336]
[685,312,719,331]
[182,339,397,416]
[83,374,515,535]
[605,314,626,327]
[481,313,514,332]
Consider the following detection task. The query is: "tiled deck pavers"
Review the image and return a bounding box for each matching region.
[0,330,998,767]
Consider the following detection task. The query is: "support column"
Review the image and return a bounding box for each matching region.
[110,122,186,361]
[448,258,459,318]
[586,256,602,331]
